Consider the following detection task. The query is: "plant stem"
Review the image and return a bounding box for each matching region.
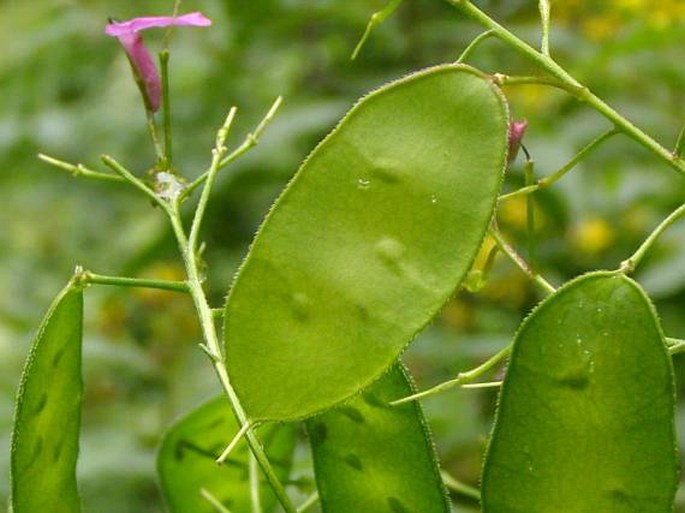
[160,50,173,168]
[674,123,685,158]
[441,471,481,500]
[100,155,171,213]
[189,107,238,254]
[447,0,685,177]
[249,452,264,513]
[620,202,685,274]
[168,206,296,512]
[80,271,189,293]
[489,225,556,294]
[493,74,585,95]
[499,128,618,202]
[146,110,165,162]
[351,0,404,60]
[296,492,320,513]
[668,338,685,355]
[538,0,551,56]
[181,97,282,201]
[38,154,125,183]
[391,343,512,405]
[524,158,536,270]
[456,29,495,63]
[200,488,234,513]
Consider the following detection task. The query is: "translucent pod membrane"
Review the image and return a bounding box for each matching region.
[224,64,509,422]
[482,271,678,513]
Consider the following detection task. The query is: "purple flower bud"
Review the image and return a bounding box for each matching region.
[507,119,528,164]
[105,12,212,113]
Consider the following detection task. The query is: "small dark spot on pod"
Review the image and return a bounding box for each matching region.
[34,393,48,414]
[362,391,387,408]
[343,453,363,471]
[387,496,411,513]
[339,406,364,423]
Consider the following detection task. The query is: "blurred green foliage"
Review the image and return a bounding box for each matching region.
[1,0,684,511]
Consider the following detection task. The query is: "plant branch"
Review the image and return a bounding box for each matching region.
[249,452,264,513]
[620,202,685,274]
[447,0,685,177]
[78,271,189,293]
[160,49,173,168]
[188,106,238,254]
[441,471,481,500]
[674,123,685,158]
[181,97,282,201]
[538,0,551,56]
[391,343,512,405]
[200,488,234,513]
[456,29,496,63]
[38,154,125,183]
[351,0,404,60]
[100,155,172,213]
[296,492,320,513]
[499,128,619,202]
[489,225,556,294]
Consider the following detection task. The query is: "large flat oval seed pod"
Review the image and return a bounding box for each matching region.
[482,272,678,513]
[224,64,509,422]
[11,284,84,513]
[306,364,450,513]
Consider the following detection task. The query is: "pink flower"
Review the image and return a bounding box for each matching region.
[105,12,212,112]
[507,119,528,164]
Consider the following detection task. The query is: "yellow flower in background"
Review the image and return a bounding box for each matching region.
[571,217,616,255]
[555,0,685,40]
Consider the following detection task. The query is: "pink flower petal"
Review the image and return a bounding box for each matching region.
[117,32,162,112]
[105,12,212,37]
[507,119,528,164]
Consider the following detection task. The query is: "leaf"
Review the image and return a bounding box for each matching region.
[306,364,450,513]
[157,396,297,513]
[482,271,678,513]
[11,283,84,513]
[224,64,509,422]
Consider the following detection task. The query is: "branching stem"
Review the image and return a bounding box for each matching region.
[38,154,124,183]
[456,29,496,63]
[620,202,685,274]
[499,128,619,202]
[447,0,685,177]
[78,271,189,293]
[391,343,512,405]
[489,225,556,295]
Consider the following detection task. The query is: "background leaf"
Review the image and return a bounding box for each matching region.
[306,363,450,513]
[224,64,509,422]
[11,283,83,513]
[482,272,678,513]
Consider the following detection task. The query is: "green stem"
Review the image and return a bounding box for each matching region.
[200,488,233,513]
[168,207,295,512]
[249,452,264,513]
[674,123,685,158]
[456,29,496,63]
[489,225,556,295]
[38,154,125,183]
[493,74,585,95]
[524,158,536,270]
[181,97,282,201]
[79,271,189,293]
[146,110,165,162]
[296,492,320,513]
[189,107,238,254]
[351,0,404,60]
[100,155,171,213]
[667,338,685,355]
[538,0,551,56]
[620,202,685,274]
[160,50,173,168]
[441,471,481,501]
[391,343,512,405]
[499,128,618,202]
[447,0,685,177]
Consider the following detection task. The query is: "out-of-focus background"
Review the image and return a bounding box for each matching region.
[2,0,684,511]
